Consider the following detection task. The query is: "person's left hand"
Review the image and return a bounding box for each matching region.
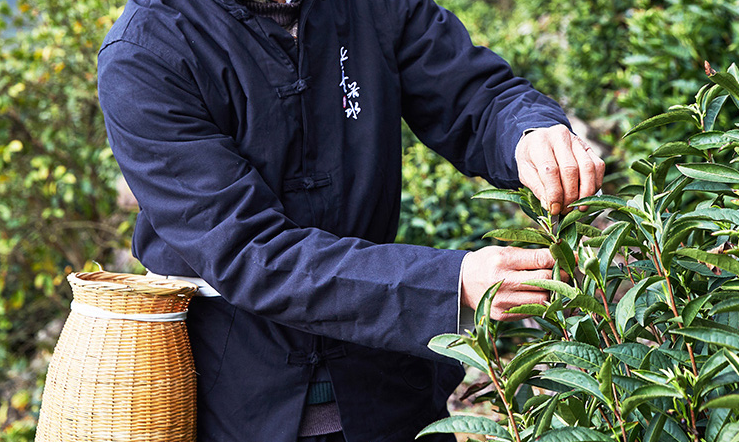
[515,124,605,215]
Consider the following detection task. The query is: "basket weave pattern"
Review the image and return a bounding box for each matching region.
[36,272,198,441]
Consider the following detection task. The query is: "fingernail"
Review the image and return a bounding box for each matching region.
[551,203,561,214]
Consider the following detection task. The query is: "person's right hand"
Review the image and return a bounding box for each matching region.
[460,246,561,321]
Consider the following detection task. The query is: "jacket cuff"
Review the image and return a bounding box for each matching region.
[457,252,475,334]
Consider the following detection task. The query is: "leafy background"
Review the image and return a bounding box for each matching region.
[0,0,737,439]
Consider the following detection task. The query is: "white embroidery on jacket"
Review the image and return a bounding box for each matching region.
[339,46,361,120]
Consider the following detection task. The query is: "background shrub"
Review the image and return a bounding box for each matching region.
[1,0,737,438]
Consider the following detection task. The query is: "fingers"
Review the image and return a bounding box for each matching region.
[516,125,606,214]
[490,290,549,321]
[518,131,565,214]
[571,135,606,211]
[551,133,581,213]
[517,161,547,207]
[589,145,606,191]
[501,247,555,270]
[571,136,597,204]
[502,269,558,286]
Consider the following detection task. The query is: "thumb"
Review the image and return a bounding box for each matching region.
[506,247,555,270]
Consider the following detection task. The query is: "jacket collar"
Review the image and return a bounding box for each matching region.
[210,0,255,20]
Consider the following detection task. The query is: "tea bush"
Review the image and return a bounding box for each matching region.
[423,65,739,442]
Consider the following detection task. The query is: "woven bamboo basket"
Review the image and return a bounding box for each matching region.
[36,271,199,442]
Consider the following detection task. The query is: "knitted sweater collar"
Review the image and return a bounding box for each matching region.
[237,0,301,28]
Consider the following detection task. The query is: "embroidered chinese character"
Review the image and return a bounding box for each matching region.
[347,82,360,99]
[338,46,361,120]
[345,101,361,120]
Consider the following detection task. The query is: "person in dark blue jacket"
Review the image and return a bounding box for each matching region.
[97,0,605,440]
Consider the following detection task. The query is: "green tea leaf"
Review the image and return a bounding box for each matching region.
[684,181,734,193]
[523,279,578,299]
[706,407,731,442]
[701,394,739,411]
[566,294,607,319]
[535,394,559,437]
[575,223,603,238]
[675,259,726,277]
[504,303,547,317]
[632,159,655,177]
[683,294,711,327]
[688,131,739,151]
[475,281,503,327]
[644,413,667,442]
[710,298,739,315]
[605,342,651,369]
[675,248,739,275]
[706,95,729,131]
[503,341,550,377]
[709,72,739,105]
[428,334,487,372]
[696,350,730,396]
[661,416,691,442]
[598,356,613,404]
[597,221,631,281]
[498,327,545,340]
[671,327,739,351]
[651,141,702,158]
[415,415,511,439]
[716,421,739,442]
[624,109,698,138]
[676,163,739,184]
[621,384,683,418]
[475,323,492,360]
[661,220,707,269]
[572,315,600,347]
[559,207,600,231]
[505,356,541,405]
[550,240,577,278]
[472,188,525,205]
[681,207,739,226]
[582,235,643,248]
[643,173,655,216]
[612,374,646,393]
[615,276,662,335]
[704,82,728,108]
[535,427,610,442]
[572,195,649,219]
[548,341,605,371]
[483,228,552,245]
[658,176,691,213]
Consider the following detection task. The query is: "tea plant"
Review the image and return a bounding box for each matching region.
[420,63,739,442]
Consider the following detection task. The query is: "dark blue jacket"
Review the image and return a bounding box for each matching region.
[97,0,570,439]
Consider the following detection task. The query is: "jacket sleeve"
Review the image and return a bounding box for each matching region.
[391,0,571,189]
[98,40,466,361]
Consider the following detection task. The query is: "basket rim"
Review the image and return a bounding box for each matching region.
[68,271,199,296]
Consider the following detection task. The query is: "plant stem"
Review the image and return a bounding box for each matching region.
[689,400,700,442]
[489,328,502,370]
[654,244,700,377]
[625,265,636,285]
[598,407,614,430]
[649,324,665,345]
[600,329,613,347]
[611,384,629,442]
[597,289,623,345]
[487,361,522,442]
[687,343,699,377]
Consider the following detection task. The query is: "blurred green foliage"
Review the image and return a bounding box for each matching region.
[0,0,131,437]
[1,0,737,439]
[396,139,527,250]
[440,0,739,161]
[400,0,739,253]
